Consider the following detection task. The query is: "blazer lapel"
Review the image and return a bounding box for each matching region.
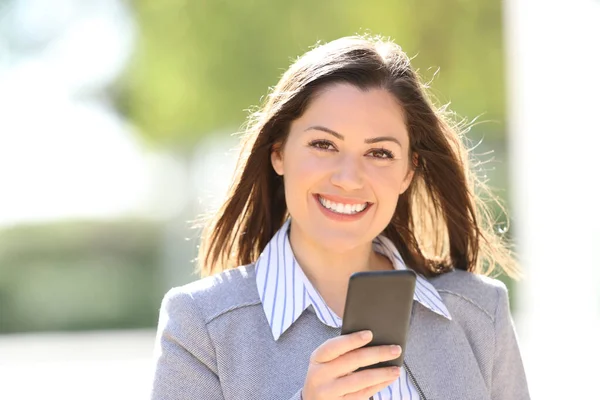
[403,303,491,400]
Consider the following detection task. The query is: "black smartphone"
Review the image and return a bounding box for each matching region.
[340,269,416,370]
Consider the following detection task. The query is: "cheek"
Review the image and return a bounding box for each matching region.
[366,165,406,197]
[284,151,330,181]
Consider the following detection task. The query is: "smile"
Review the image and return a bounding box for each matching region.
[316,195,370,215]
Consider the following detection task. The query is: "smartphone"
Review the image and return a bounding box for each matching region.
[340,269,416,370]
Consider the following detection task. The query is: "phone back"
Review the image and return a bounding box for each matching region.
[341,270,416,369]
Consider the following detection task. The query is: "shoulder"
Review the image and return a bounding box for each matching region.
[160,264,261,325]
[428,269,510,322]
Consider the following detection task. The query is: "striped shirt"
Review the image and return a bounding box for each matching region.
[255,219,452,400]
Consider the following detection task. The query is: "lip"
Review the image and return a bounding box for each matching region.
[313,194,372,222]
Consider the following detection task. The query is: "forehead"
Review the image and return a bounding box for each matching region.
[293,83,408,139]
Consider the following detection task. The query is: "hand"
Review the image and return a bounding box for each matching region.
[301,330,402,400]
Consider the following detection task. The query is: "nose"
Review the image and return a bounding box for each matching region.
[330,154,364,191]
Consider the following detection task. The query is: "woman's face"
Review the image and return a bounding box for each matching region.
[271,83,414,251]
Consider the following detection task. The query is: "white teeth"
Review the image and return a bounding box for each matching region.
[318,196,368,215]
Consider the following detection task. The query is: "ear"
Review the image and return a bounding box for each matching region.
[399,152,418,194]
[399,168,415,194]
[412,152,419,169]
[270,143,284,176]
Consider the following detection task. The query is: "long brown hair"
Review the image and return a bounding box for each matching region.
[197,35,519,279]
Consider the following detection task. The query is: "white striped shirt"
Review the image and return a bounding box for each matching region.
[255,219,452,400]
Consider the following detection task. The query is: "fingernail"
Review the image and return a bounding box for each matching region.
[389,345,401,355]
[391,366,402,375]
[360,330,372,340]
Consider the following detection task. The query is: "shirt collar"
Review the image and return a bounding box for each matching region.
[255,219,452,340]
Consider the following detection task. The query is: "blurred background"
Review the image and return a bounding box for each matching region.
[0,0,598,398]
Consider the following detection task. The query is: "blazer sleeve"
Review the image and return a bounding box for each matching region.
[150,287,225,400]
[491,284,530,400]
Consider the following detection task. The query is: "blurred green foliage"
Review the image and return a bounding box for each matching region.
[0,0,518,333]
[120,0,506,154]
[0,219,164,333]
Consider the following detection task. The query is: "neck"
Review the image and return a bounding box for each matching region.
[288,222,392,317]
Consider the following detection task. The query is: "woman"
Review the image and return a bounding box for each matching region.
[150,35,530,400]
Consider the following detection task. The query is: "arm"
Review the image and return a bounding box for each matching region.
[150,287,225,400]
[491,283,530,400]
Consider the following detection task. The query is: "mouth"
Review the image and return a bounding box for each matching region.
[314,194,372,215]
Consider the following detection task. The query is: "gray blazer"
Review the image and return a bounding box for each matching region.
[150,265,530,400]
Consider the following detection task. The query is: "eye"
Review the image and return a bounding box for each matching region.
[308,139,336,151]
[368,148,395,159]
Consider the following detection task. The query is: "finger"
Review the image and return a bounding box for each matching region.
[310,330,373,364]
[342,377,399,400]
[332,366,401,396]
[332,344,402,376]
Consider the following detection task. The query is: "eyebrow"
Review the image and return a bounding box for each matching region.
[304,125,403,147]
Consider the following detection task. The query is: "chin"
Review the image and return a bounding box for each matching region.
[310,228,372,252]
